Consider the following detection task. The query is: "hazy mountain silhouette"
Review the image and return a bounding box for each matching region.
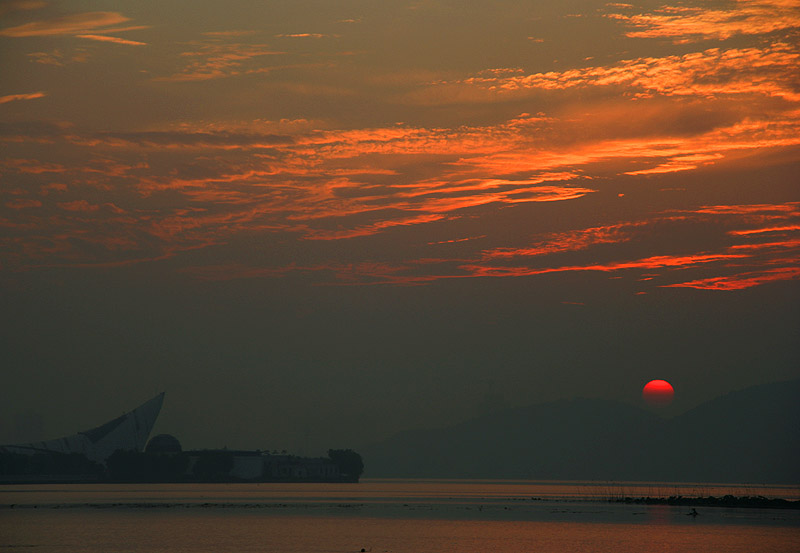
[363,379,800,483]
[659,379,800,483]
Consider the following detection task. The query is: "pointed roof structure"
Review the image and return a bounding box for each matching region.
[1,393,164,463]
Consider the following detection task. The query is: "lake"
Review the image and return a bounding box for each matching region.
[2,479,799,552]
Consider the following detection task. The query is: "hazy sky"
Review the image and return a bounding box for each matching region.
[1,0,798,454]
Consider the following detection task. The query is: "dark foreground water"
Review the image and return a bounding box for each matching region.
[2,480,799,552]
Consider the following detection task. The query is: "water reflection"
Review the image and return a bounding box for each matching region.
[2,479,798,507]
[2,509,798,553]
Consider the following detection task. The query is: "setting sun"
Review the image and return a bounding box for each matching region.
[642,380,675,407]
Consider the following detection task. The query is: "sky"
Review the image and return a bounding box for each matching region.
[1,0,798,455]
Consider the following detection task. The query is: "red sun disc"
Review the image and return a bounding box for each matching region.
[642,379,674,407]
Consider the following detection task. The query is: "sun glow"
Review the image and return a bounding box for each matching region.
[642,380,675,407]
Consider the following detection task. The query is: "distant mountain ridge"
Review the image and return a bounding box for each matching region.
[363,379,800,484]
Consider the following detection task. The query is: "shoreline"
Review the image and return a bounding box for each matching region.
[612,495,800,509]
[4,494,799,511]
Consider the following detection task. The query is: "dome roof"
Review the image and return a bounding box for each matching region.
[145,434,182,454]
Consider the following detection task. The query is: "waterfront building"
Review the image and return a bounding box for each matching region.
[0,393,164,464]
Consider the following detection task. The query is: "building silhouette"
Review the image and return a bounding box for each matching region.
[0,393,163,464]
[1,393,361,483]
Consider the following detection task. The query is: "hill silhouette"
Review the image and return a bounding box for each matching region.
[363,379,800,483]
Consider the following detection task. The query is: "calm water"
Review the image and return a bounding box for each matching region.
[2,480,799,552]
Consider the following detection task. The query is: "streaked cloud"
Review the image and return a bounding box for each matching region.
[0,0,797,297]
[0,0,798,464]
[274,33,334,39]
[75,34,146,46]
[411,43,800,104]
[666,268,800,291]
[481,222,649,260]
[729,225,800,236]
[692,203,800,217]
[0,92,46,104]
[461,253,749,280]
[2,83,796,280]
[249,200,799,287]
[0,11,129,37]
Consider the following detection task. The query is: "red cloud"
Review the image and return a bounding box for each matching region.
[461,253,748,279]
[665,267,800,290]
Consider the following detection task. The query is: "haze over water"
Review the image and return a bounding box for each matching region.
[3,480,799,552]
[2,0,799,458]
[2,1,798,549]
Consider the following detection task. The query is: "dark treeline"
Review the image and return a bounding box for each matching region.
[614,495,800,510]
[327,448,364,481]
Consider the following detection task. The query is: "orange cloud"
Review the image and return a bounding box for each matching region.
[1,17,796,283]
[6,102,791,271]
[624,154,723,175]
[86,25,151,34]
[274,33,333,39]
[607,0,800,43]
[260,249,758,287]
[457,115,800,179]
[76,34,146,46]
[2,158,65,173]
[27,51,66,66]
[689,203,800,232]
[143,196,799,289]
[428,235,486,246]
[665,267,800,290]
[156,42,283,82]
[441,203,798,289]
[0,92,46,104]
[0,11,129,37]
[378,180,595,218]
[693,203,800,217]
[461,253,748,279]
[301,213,447,240]
[482,221,648,259]
[729,225,800,236]
[420,44,800,103]
[729,239,800,252]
